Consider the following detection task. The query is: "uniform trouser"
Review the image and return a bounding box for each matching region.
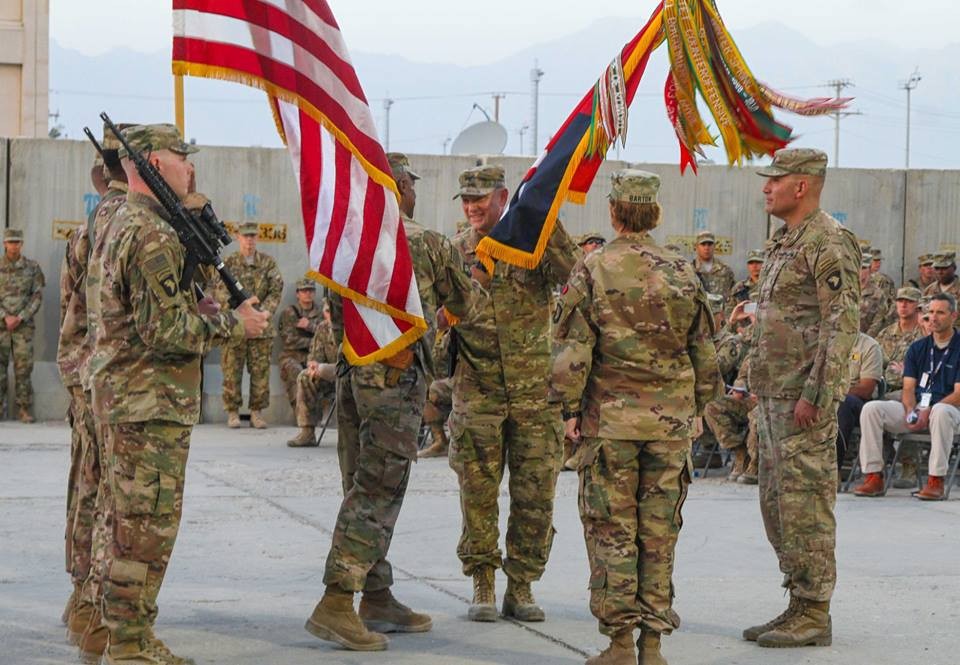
[294,369,336,428]
[859,400,960,477]
[279,356,306,410]
[323,361,425,593]
[101,421,192,643]
[703,395,758,461]
[836,394,865,461]
[221,338,272,412]
[578,439,691,637]
[755,397,837,602]
[80,421,114,607]
[423,378,453,428]
[65,387,99,586]
[448,398,562,582]
[0,325,34,412]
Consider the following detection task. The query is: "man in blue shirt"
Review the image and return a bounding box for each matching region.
[855,293,960,500]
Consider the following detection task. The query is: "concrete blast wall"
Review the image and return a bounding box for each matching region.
[1,139,954,421]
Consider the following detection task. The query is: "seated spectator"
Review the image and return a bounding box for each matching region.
[836,332,883,462]
[854,293,960,500]
[286,302,338,448]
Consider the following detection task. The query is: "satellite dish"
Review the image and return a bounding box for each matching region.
[451,121,508,156]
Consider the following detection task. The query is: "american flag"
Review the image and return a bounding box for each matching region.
[172,0,426,365]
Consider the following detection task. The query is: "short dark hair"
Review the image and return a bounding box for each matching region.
[610,201,661,232]
[930,292,957,312]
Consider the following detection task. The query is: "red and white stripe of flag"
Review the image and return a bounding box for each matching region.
[172,0,425,364]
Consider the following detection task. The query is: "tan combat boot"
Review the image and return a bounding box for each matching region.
[359,588,432,633]
[66,599,95,645]
[727,447,747,481]
[61,586,78,625]
[18,407,35,423]
[287,426,318,447]
[304,586,388,651]
[77,608,108,665]
[738,454,758,485]
[226,411,241,428]
[756,598,831,648]
[418,426,449,458]
[585,630,635,665]
[638,631,668,665]
[467,567,497,622]
[742,595,801,641]
[103,636,195,664]
[502,578,545,622]
[250,410,268,429]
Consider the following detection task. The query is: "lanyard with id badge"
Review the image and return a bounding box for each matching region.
[918,337,954,409]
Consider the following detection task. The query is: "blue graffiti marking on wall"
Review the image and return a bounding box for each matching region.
[831,211,848,223]
[244,194,261,218]
[83,193,102,216]
[693,208,709,231]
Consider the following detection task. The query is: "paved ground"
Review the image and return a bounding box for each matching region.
[1,421,959,665]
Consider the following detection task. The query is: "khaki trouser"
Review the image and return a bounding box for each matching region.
[755,397,838,602]
[859,400,960,477]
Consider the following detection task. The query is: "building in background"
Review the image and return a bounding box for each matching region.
[0,0,48,137]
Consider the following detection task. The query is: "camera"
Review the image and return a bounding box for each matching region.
[906,408,920,425]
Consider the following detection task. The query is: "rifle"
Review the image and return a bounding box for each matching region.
[95,112,251,308]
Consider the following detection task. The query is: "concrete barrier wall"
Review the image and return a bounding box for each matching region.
[1,138,956,421]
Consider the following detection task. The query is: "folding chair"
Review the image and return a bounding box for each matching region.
[886,432,960,500]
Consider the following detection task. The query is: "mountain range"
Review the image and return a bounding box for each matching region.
[49,18,960,169]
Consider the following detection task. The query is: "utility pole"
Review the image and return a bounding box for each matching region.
[492,93,505,123]
[825,79,860,167]
[518,124,529,155]
[900,68,921,168]
[442,137,451,155]
[383,97,394,151]
[530,62,544,154]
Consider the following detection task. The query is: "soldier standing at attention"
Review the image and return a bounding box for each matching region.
[916,254,936,290]
[859,254,893,338]
[59,126,130,645]
[869,248,897,301]
[550,169,721,665]
[277,279,323,411]
[743,148,859,649]
[303,153,475,651]
[692,230,735,310]
[729,249,765,304]
[219,222,283,429]
[923,251,960,302]
[0,228,44,422]
[86,124,268,665]
[447,165,578,623]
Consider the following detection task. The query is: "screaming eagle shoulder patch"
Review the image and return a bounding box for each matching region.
[825,270,842,291]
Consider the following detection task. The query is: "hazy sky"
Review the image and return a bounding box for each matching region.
[52,0,960,63]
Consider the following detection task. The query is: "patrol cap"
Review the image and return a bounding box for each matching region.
[118,123,199,159]
[576,232,606,247]
[756,148,828,178]
[871,249,883,261]
[707,293,725,314]
[454,165,505,199]
[746,249,765,263]
[696,230,716,245]
[238,222,259,236]
[860,255,874,269]
[296,278,316,291]
[896,287,922,302]
[608,168,660,204]
[919,253,934,266]
[933,251,956,269]
[3,229,23,242]
[102,121,136,153]
[387,152,420,181]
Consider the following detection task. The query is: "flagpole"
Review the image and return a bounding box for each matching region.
[174,74,185,136]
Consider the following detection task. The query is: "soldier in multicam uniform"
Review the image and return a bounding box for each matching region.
[728,249,765,304]
[0,228,44,422]
[916,253,936,290]
[446,165,578,623]
[703,301,759,483]
[59,125,131,650]
[869,248,897,301]
[874,286,925,488]
[86,124,268,665]
[286,299,338,448]
[692,230,735,312]
[859,254,893,338]
[304,153,475,651]
[218,221,283,429]
[923,251,960,302]
[574,231,607,254]
[277,279,323,410]
[743,148,860,649]
[550,169,721,665]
